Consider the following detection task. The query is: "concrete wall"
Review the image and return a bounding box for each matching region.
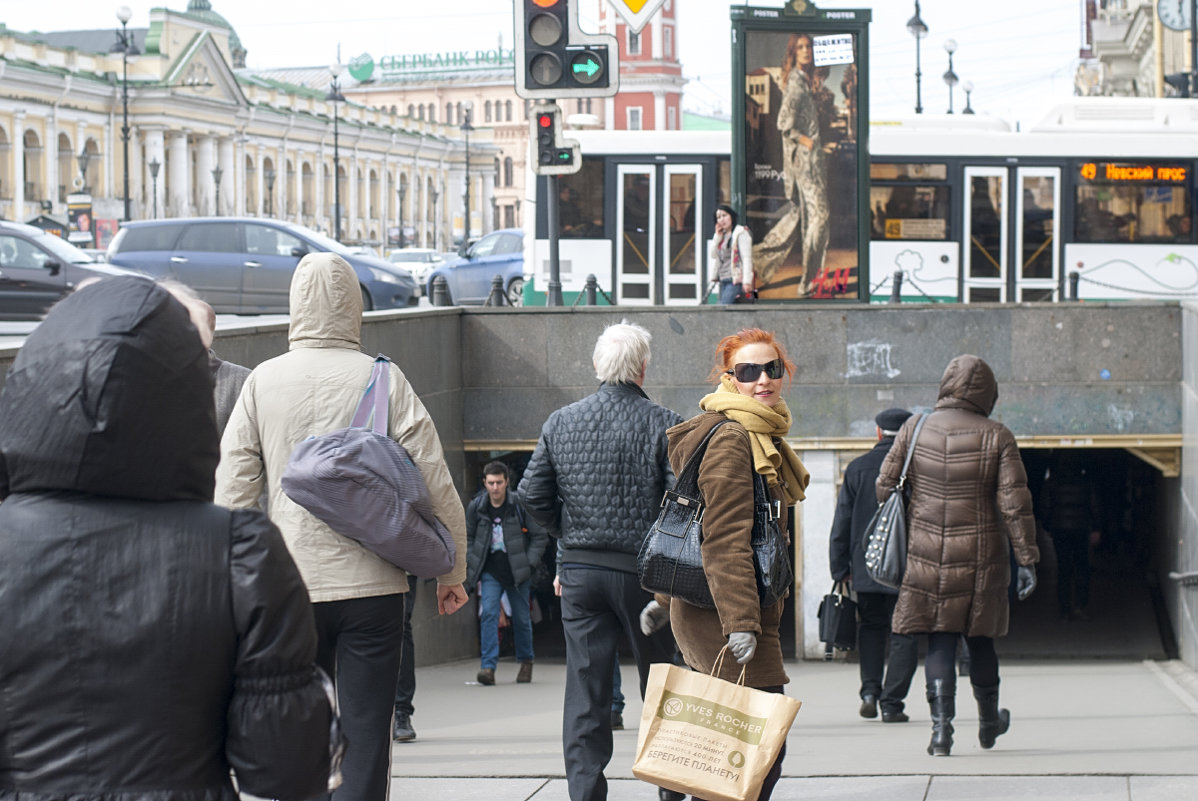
[1,300,1189,665]
[1176,303,1198,666]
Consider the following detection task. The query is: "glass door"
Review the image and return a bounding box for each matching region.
[663,165,703,304]
[1014,167,1060,302]
[616,165,655,304]
[963,166,1008,302]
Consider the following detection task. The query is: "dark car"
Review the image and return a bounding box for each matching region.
[427,228,525,306]
[0,221,136,320]
[106,217,417,313]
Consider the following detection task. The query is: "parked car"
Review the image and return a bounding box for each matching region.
[0,221,137,320]
[106,217,417,313]
[427,228,525,306]
[387,248,446,296]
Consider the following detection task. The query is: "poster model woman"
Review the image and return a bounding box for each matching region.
[752,33,829,297]
[709,204,754,304]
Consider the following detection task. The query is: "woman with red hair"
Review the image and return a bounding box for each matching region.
[641,328,808,801]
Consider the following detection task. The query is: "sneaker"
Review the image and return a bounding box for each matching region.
[477,667,495,685]
[392,712,416,742]
[516,661,533,683]
[611,711,624,730]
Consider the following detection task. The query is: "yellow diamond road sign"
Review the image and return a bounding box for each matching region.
[607,0,667,34]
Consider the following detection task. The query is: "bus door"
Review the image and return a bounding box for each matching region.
[663,165,704,304]
[963,166,1060,302]
[616,166,656,305]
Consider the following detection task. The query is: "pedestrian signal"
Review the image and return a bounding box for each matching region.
[513,0,619,99]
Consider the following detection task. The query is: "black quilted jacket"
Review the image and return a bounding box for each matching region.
[518,382,682,573]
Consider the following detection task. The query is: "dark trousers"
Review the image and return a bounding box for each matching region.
[925,632,999,690]
[1053,528,1091,614]
[394,589,416,716]
[560,566,677,801]
[313,593,405,801]
[856,591,918,713]
[693,687,786,801]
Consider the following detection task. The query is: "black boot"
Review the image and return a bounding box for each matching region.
[926,678,955,756]
[973,682,1010,749]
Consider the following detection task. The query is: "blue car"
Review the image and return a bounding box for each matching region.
[106,217,417,314]
[427,228,525,306]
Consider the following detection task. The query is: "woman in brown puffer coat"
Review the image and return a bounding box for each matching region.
[877,354,1039,757]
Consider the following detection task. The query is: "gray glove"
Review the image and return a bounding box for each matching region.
[727,632,757,664]
[1016,565,1037,600]
[640,600,669,636]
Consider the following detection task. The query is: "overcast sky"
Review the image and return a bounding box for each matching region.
[3,1,1084,128]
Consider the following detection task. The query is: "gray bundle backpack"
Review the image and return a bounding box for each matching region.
[281,355,455,578]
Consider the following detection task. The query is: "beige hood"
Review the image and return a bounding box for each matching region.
[288,252,362,350]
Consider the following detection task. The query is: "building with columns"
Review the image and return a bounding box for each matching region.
[1077,0,1192,98]
[0,1,491,250]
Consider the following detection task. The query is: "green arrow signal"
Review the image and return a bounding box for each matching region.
[573,58,600,78]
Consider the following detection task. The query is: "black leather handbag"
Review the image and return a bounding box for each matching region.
[637,420,792,610]
[863,413,927,590]
[817,580,857,659]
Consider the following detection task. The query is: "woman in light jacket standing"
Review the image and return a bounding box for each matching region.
[877,354,1039,757]
[709,204,754,304]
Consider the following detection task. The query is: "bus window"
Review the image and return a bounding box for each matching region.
[869,184,950,240]
[1073,161,1192,243]
[558,159,604,238]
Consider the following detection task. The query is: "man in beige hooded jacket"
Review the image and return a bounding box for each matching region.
[216,252,467,801]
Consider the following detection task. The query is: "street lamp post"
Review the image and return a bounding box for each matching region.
[398,183,406,249]
[460,101,474,254]
[906,1,928,114]
[327,63,346,242]
[148,157,160,219]
[431,185,441,251]
[962,80,976,115]
[264,165,276,217]
[943,38,959,114]
[111,5,140,221]
[211,165,223,216]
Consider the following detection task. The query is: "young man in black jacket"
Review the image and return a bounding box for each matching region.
[829,407,919,723]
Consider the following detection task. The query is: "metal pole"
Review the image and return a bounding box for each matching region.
[463,114,471,254]
[547,173,563,306]
[1191,0,1197,99]
[333,93,341,241]
[120,26,131,222]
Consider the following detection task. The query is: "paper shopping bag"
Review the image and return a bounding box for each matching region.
[632,662,801,801]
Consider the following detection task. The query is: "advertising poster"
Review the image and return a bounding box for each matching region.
[67,197,95,248]
[743,28,860,300]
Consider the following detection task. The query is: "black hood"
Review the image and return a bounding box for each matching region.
[0,277,217,500]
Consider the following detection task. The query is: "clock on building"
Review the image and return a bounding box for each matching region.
[1158,0,1192,32]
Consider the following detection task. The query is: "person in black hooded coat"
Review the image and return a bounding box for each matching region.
[0,277,335,801]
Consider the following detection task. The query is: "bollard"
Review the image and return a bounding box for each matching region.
[584,274,598,306]
[1068,270,1080,301]
[486,274,507,307]
[432,275,449,307]
[888,270,904,304]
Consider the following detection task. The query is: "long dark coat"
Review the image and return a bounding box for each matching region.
[877,355,1039,638]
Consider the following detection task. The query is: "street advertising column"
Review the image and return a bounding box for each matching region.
[732,2,870,301]
[67,195,95,249]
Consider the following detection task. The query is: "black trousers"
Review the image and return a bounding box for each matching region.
[313,593,405,801]
[856,591,918,713]
[560,566,677,801]
[394,588,416,716]
[925,632,999,691]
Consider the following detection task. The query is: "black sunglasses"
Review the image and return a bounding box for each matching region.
[727,358,785,382]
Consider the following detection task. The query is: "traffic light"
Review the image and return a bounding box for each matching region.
[513,0,620,99]
[530,102,581,176]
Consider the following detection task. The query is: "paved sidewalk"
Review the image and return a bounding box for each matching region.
[388,657,1198,801]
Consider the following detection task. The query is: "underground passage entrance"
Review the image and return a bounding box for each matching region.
[467,445,1178,664]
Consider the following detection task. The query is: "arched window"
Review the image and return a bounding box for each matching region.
[494,157,501,185]
[407,104,415,118]
[428,105,436,122]
[417,104,425,120]
[446,103,454,124]
[503,157,513,188]
[505,100,513,121]
[485,100,493,123]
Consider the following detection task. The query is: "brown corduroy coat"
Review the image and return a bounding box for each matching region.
[877,355,1039,639]
[661,412,790,688]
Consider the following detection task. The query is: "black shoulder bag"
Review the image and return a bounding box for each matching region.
[863,413,927,590]
[637,420,792,609]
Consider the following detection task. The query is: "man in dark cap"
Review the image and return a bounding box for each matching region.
[829,407,919,722]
